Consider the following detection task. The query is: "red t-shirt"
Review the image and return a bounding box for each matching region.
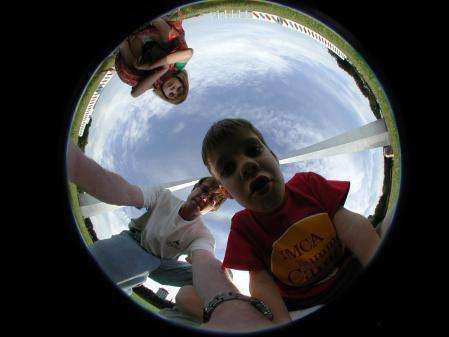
[222,172,352,308]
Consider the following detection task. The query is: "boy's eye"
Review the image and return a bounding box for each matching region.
[246,145,262,157]
[220,162,235,177]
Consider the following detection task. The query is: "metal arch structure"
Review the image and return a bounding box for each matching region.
[79,118,390,218]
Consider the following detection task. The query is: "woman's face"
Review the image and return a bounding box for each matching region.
[162,77,183,99]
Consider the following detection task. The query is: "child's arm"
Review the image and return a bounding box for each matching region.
[67,142,144,208]
[333,207,380,266]
[191,250,275,331]
[135,49,194,71]
[249,269,292,325]
[175,285,203,321]
[130,65,169,98]
[150,17,173,43]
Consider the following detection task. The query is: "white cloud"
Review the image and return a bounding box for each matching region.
[90,208,131,240]
[314,71,374,126]
[172,121,186,134]
[85,77,177,169]
[282,148,384,216]
[85,80,133,166]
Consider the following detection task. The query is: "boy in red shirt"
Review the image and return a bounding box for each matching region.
[195,118,380,325]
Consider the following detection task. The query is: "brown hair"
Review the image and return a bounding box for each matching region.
[192,176,227,212]
[153,70,189,105]
[201,118,271,172]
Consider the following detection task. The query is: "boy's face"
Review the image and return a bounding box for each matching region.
[208,129,285,213]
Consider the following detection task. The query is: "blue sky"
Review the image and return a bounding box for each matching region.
[83,13,384,299]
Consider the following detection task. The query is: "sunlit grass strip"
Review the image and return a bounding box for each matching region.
[67,54,116,245]
[69,54,116,144]
[68,182,94,246]
[130,292,160,313]
[174,0,401,211]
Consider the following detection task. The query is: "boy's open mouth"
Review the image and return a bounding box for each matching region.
[250,176,271,195]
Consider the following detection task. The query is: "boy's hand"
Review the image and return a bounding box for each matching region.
[191,250,275,332]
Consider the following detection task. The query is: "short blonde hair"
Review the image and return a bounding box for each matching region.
[153,70,189,105]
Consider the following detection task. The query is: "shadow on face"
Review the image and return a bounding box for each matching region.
[162,77,184,99]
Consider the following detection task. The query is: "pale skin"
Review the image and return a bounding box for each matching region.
[118,17,193,98]
[175,262,236,321]
[191,249,275,331]
[67,143,275,332]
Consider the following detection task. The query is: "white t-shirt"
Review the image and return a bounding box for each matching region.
[134,186,215,259]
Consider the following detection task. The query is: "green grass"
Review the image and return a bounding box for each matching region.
[173,0,402,213]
